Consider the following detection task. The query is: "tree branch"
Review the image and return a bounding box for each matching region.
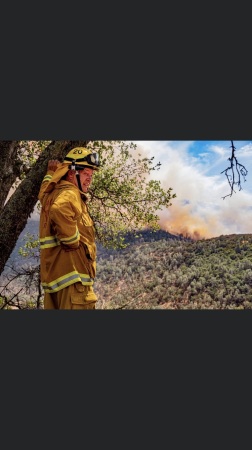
[221,140,248,199]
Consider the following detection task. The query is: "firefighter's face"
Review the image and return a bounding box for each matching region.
[76,167,94,192]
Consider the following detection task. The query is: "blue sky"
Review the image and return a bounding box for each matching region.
[133,141,252,239]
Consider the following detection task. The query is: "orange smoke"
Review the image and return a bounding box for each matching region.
[158,204,219,240]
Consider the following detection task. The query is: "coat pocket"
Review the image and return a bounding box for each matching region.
[70,283,97,310]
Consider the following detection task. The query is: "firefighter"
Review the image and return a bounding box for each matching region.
[38,147,100,309]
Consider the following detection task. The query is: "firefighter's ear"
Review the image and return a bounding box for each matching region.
[67,169,75,181]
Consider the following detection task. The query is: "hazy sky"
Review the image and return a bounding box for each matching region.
[30,140,252,240]
[133,140,252,239]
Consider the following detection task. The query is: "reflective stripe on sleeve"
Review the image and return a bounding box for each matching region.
[42,174,52,183]
[60,229,80,245]
[40,236,60,249]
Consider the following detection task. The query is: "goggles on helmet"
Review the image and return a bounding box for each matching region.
[65,152,100,169]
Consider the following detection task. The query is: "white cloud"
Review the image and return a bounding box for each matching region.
[133,140,252,239]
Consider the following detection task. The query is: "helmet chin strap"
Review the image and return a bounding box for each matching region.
[75,171,83,192]
[70,160,84,192]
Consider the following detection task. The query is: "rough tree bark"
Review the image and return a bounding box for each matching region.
[0,141,21,209]
[0,140,89,275]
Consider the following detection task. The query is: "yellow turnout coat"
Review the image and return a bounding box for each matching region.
[38,169,97,294]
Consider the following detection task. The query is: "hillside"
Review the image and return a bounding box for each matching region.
[94,233,252,310]
[2,223,252,309]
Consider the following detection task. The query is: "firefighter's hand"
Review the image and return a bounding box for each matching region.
[48,160,61,172]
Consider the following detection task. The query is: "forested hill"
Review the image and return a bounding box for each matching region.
[96,228,187,257]
[4,223,252,310]
[95,233,252,310]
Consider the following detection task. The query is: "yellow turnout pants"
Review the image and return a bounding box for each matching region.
[44,282,97,310]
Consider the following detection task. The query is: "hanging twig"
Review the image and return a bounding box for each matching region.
[221,140,248,199]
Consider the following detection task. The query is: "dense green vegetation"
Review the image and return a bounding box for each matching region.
[94,232,252,309]
[1,229,252,309]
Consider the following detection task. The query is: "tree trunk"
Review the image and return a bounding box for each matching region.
[0,141,20,209]
[0,140,89,275]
